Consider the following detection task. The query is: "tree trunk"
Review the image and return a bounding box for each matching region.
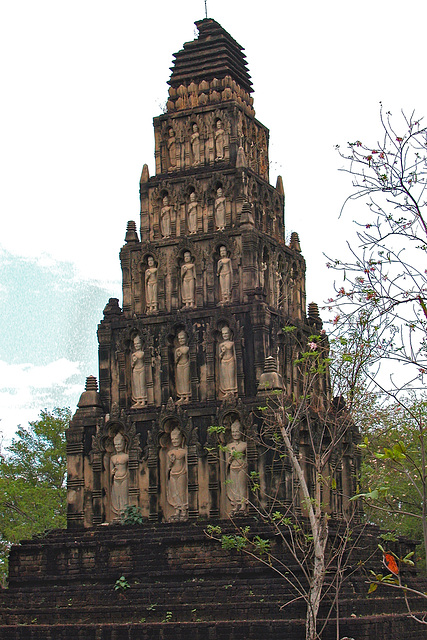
[281,425,328,640]
[306,518,328,640]
[420,431,427,564]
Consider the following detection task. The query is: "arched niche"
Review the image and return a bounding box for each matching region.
[90,418,141,525]
[146,401,199,521]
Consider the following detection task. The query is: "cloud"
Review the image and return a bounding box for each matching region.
[0,359,81,391]
[0,250,111,442]
[0,358,84,442]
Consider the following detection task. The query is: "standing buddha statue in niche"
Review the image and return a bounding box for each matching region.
[259,261,267,290]
[181,251,196,308]
[276,268,284,308]
[160,196,172,238]
[191,123,200,166]
[214,187,226,231]
[167,427,188,521]
[215,119,225,161]
[110,432,129,519]
[131,335,147,408]
[226,419,247,515]
[167,128,177,169]
[175,330,191,404]
[217,245,232,304]
[145,255,158,313]
[218,325,238,397]
[187,192,198,234]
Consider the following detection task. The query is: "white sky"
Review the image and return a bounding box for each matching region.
[0,0,426,442]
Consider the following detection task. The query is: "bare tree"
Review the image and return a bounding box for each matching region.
[330,107,427,384]
[207,329,362,640]
[328,108,427,563]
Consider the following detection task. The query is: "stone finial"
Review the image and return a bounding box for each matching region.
[77,376,103,409]
[257,356,283,393]
[166,397,176,413]
[333,395,347,411]
[168,19,254,114]
[308,302,320,319]
[85,376,98,392]
[140,164,149,183]
[236,146,247,168]
[276,175,284,195]
[307,302,323,329]
[110,402,120,420]
[103,298,122,317]
[125,221,139,243]
[239,201,254,226]
[289,232,301,252]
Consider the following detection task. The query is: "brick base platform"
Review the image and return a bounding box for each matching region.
[1,520,426,639]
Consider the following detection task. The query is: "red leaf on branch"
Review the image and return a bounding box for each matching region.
[383,553,399,575]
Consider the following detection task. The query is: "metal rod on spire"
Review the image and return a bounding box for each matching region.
[204,0,208,19]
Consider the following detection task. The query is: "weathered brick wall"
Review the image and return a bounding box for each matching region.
[1,520,426,640]
[0,617,426,640]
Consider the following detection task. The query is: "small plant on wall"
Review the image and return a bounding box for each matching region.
[114,575,130,592]
[120,505,144,525]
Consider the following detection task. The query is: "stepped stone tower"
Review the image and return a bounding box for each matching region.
[66,19,358,528]
[4,20,425,640]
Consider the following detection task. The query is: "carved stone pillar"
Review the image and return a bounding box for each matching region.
[98,323,113,410]
[246,425,257,516]
[67,376,104,529]
[195,264,203,308]
[341,452,352,516]
[234,323,245,396]
[120,249,132,316]
[171,265,179,311]
[250,305,271,387]
[146,346,155,406]
[189,337,198,402]
[284,460,293,508]
[159,330,171,405]
[152,208,161,242]
[332,459,343,518]
[157,271,166,313]
[205,324,216,401]
[206,253,215,306]
[128,432,141,509]
[154,129,161,174]
[66,426,84,529]
[139,182,150,243]
[208,450,220,518]
[117,351,127,409]
[148,438,159,521]
[91,451,103,525]
[187,426,199,519]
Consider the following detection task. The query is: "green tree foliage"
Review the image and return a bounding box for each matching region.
[356,396,427,570]
[328,108,427,576]
[0,408,69,584]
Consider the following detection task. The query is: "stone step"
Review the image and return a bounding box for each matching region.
[1,584,425,626]
[1,613,427,640]
[3,520,425,640]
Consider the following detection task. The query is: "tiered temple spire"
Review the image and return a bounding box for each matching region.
[169,19,253,94]
[65,19,358,528]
